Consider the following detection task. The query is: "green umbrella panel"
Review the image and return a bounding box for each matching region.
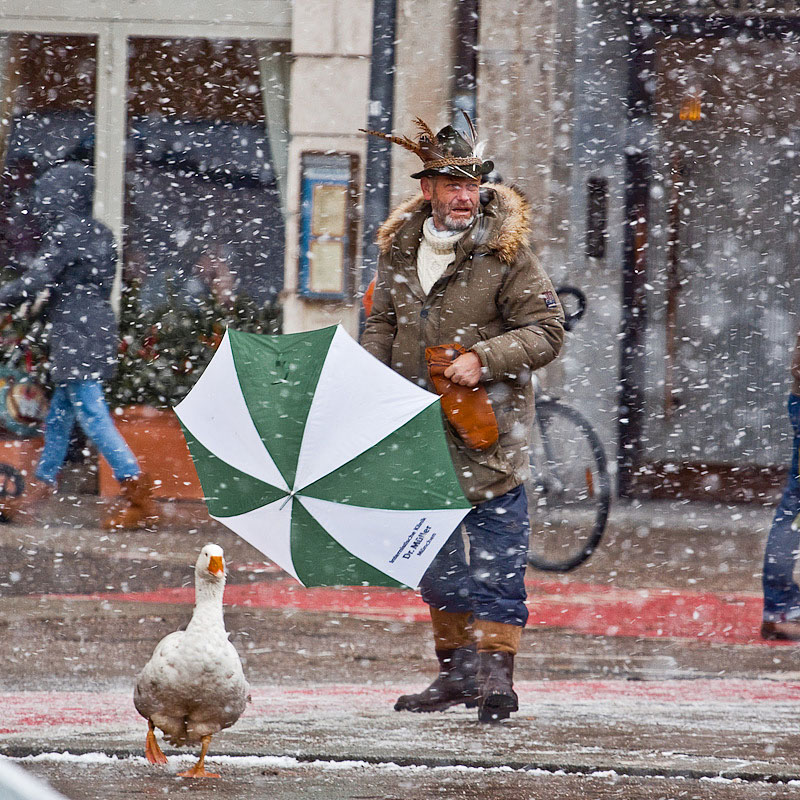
[174,325,471,587]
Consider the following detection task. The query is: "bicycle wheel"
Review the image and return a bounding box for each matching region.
[526,401,610,572]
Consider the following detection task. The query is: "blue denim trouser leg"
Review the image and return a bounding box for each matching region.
[762,393,800,622]
[36,380,140,485]
[419,484,530,627]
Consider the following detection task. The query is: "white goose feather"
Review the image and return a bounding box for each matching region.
[134,544,249,757]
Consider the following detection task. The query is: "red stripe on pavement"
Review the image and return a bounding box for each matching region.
[40,578,777,646]
[46,583,430,622]
[3,680,800,734]
[525,579,770,645]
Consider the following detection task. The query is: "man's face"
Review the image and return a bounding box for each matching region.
[421,175,480,231]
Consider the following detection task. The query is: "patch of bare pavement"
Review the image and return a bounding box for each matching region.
[4,495,800,799]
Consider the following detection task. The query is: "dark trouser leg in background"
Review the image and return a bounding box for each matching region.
[762,394,800,639]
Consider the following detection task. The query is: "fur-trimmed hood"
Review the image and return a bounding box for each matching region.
[376,182,532,264]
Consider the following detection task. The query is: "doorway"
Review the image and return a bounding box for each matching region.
[624,25,800,501]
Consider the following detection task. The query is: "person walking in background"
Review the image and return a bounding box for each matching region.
[762,331,800,640]
[361,114,564,722]
[0,161,158,530]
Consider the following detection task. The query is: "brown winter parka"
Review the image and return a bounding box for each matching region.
[361,183,565,504]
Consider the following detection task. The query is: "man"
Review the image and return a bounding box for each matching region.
[360,115,565,722]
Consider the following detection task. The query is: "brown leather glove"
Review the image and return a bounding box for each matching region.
[425,343,499,451]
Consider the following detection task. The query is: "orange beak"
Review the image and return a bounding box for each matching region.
[208,555,225,576]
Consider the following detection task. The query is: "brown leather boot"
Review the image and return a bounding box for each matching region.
[474,619,522,724]
[761,620,800,641]
[394,645,480,712]
[394,608,479,712]
[477,651,518,723]
[102,473,159,530]
[0,476,55,523]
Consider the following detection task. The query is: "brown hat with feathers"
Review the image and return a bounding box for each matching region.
[361,111,493,179]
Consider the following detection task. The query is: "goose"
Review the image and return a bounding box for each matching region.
[134,543,249,777]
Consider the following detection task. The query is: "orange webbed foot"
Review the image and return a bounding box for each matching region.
[145,723,168,766]
[177,734,219,778]
[177,764,221,778]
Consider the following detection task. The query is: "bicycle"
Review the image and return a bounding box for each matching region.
[526,286,611,572]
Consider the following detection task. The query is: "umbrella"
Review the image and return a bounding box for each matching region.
[174,324,471,587]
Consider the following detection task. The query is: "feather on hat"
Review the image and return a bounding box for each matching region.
[360,112,493,179]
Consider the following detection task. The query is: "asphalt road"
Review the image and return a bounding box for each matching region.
[4,495,800,799]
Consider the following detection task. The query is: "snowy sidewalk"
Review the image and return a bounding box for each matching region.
[2,680,800,782]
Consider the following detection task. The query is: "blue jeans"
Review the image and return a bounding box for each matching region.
[36,380,140,486]
[762,393,800,622]
[419,484,530,627]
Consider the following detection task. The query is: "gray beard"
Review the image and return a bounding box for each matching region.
[442,212,476,231]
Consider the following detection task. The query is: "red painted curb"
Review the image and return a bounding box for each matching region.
[39,576,779,647]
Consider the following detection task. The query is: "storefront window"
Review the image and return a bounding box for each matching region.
[123,37,286,313]
[0,34,96,271]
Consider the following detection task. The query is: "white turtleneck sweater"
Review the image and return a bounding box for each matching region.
[417,217,469,295]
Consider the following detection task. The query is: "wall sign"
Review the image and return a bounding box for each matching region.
[298,152,359,300]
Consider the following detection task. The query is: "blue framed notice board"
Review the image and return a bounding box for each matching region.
[298,152,359,300]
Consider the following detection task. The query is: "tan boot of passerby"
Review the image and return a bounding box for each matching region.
[101,473,159,530]
[0,476,56,523]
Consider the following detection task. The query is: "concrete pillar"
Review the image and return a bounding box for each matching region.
[94,23,128,313]
[477,0,558,259]
[281,0,373,337]
[390,0,455,204]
